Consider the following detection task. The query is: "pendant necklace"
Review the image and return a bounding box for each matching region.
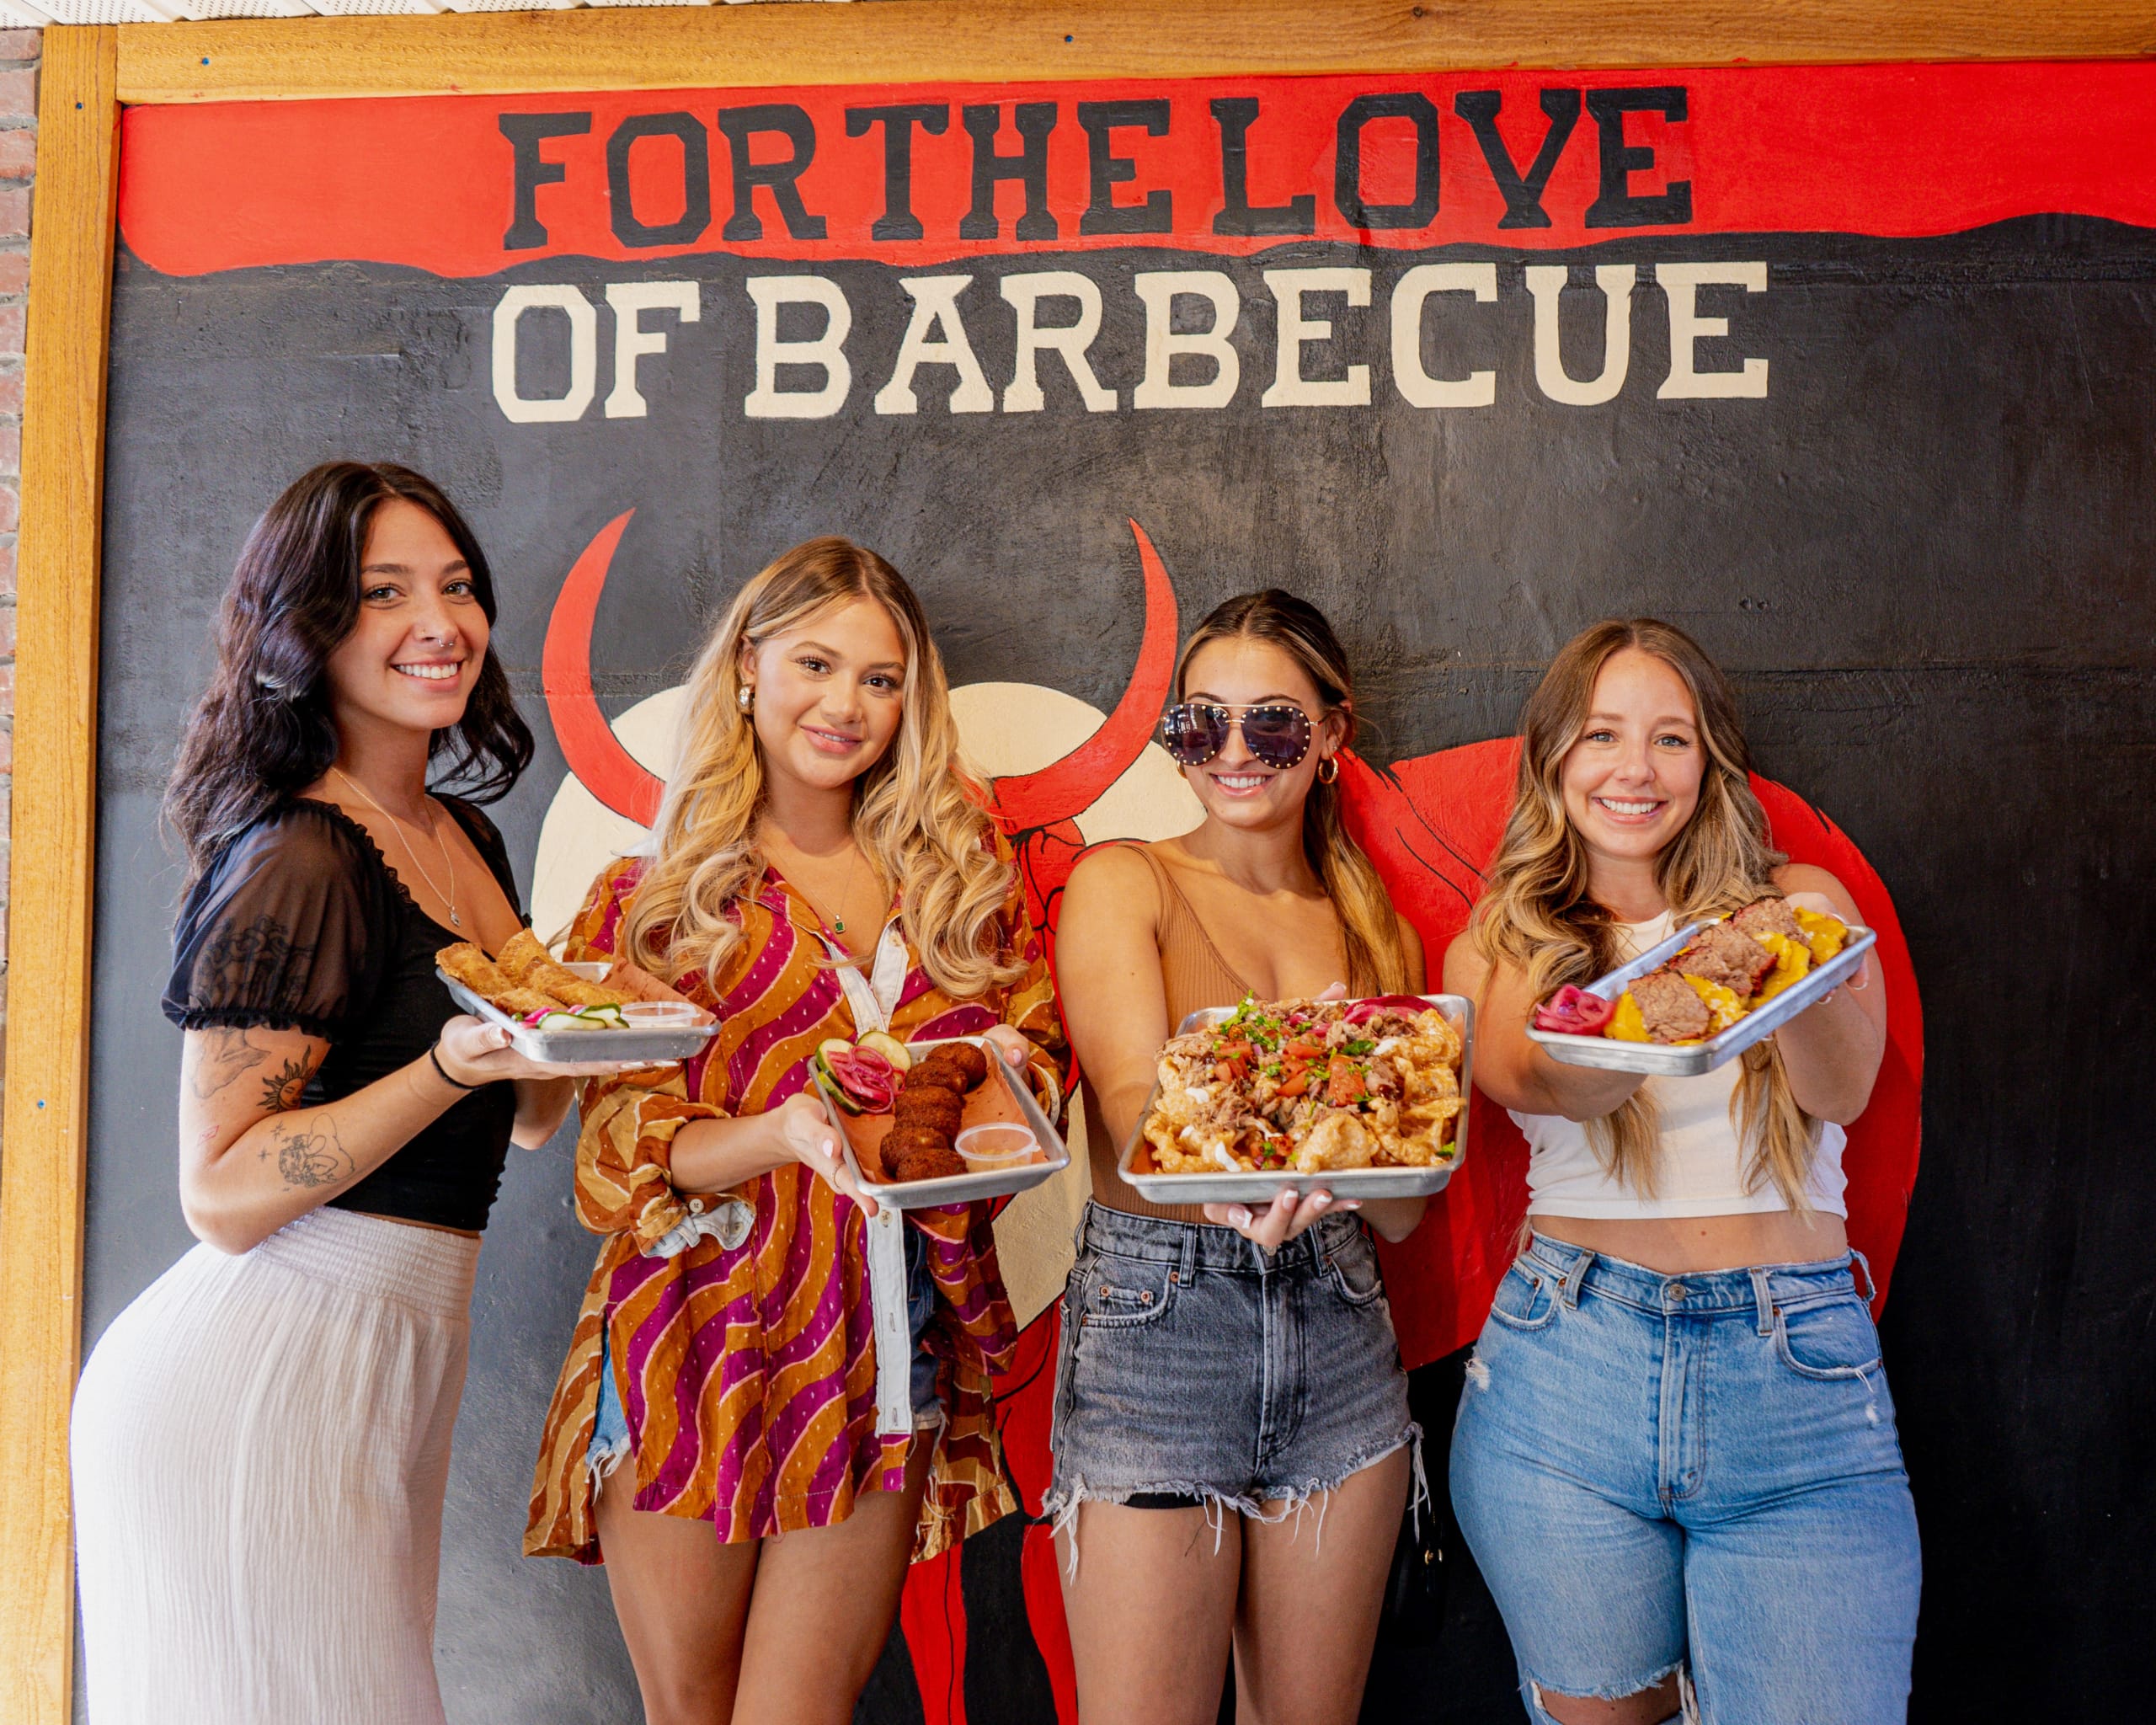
[334,766,462,928]
[787,841,863,938]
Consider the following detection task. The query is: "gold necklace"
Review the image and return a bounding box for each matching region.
[334,766,462,928]
[778,841,865,937]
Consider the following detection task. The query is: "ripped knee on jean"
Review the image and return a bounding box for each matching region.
[1528,1665,1692,1725]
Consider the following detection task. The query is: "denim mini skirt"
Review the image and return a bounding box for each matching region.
[1044,1201,1419,1542]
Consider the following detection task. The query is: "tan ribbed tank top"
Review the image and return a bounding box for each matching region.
[1086,844,1368,1225]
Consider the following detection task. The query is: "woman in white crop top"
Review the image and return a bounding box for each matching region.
[1444,621,1919,1725]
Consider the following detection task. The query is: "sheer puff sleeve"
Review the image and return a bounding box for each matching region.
[563,860,734,1252]
[162,802,388,1040]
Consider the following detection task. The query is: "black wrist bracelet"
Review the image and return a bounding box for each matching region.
[429,1042,478,1092]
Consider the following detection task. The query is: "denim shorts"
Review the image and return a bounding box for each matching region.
[1450,1234,1921,1725]
[590,1226,942,1480]
[1043,1202,1418,1541]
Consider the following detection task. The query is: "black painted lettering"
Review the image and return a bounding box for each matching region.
[1584,87,1692,228]
[604,114,712,249]
[1333,93,1441,232]
[1209,98,1316,237]
[499,112,591,251]
[1077,99,1172,237]
[1454,89,1582,230]
[959,103,1059,241]
[843,104,950,243]
[716,104,828,242]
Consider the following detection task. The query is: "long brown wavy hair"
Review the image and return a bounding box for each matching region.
[620,536,1025,1000]
[164,462,532,888]
[1175,590,1409,995]
[1470,618,1819,1207]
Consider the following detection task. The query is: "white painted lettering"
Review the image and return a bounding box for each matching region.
[1390,262,1497,409]
[1133,270,1241,409]
[999,271,1116,413]
[875,275,995,415]
[492,285,598,424]
[743,275,853,419]
[1262,266,1370,407]
[603,280,699,419]
[1525,263,1635,406]
[1657,261,1769,398]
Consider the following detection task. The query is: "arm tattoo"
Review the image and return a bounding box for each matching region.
[264,1116,353,1190]
[260,1055,313,1114]
[190,1027,270,1101]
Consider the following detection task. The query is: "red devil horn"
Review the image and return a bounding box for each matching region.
[542,510,668,828]
[990,519,1180,830]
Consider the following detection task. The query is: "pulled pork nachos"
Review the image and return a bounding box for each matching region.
[1142,996,1464,1176]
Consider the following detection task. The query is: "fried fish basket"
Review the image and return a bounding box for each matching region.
[1116,995,1472,1207]
[436,960,719,1065]
[1524,919,1879,1079]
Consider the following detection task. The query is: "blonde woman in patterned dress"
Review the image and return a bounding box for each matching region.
[526,537,1066,1724]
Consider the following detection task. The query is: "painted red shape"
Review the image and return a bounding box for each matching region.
[989,519,1180,834]
[541,510,666,827]
[899,1546,969,1725]
[120,64,2156,278]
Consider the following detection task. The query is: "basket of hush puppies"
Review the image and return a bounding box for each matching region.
[808,1033,1070,1209]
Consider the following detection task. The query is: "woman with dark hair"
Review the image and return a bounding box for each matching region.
[1047,590,1427,1725]
[70,462,637,1725]
[1448,621,1913,1725]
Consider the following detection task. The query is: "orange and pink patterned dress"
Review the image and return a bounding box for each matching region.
[525,836,1065,1564]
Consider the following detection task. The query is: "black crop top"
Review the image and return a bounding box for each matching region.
[162,797,526,1233]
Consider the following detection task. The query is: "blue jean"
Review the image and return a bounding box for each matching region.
[1450,1234,1919,1725]
[1044,1202,1418,1536]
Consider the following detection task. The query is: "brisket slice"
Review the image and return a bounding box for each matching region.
[1731,895,1806,943]
[1630,969,1715,1044]
[1673,920,1777,996]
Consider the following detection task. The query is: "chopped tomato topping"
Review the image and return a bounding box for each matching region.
[1326,1055,1367,1107]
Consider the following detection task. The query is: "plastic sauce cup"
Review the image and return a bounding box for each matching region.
[620,1001,702,1027]
[955,1124,1038,1171]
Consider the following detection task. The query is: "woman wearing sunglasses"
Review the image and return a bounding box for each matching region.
[1048,590,1428,1725]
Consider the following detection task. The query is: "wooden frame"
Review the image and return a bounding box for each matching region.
[3,3,2151,1717]
[114,3,2156,104]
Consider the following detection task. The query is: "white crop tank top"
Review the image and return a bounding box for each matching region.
[1514,909,1849,1220]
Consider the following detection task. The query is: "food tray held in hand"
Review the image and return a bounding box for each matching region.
[437,961,718,1065]
[1524,920,1878,1078]
[814,1037,1071,1210]
[1116,995,1472,1207]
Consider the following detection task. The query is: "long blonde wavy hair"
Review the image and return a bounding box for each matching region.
[1177,590,1409,995]
[620,536,1025,1001]
[1471,618,1820,1208]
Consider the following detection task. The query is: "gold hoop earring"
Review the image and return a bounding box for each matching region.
[1316,755,1339,784]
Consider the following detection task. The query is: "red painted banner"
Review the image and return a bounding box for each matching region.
[120,61,2156,279]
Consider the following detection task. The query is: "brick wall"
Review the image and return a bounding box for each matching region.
[0,28,31,1111]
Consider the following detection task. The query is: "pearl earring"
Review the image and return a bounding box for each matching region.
[738,686,754,713]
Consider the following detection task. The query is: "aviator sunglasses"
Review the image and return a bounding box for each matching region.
[1160,701,1317,770]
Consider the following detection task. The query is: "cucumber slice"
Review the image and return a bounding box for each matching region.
[819,1038,856,1064]
[536,1011,597,1032]
[858,1030,911,1071]
[813,1051,864,1114]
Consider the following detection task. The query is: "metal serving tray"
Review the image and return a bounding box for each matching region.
[436,960,718,1065]
[1524,919,1878,1078]
[814,1036,1072,1212]
[1115,995,1472,1206]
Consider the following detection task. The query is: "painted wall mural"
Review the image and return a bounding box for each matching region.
[84,58,2153,1721]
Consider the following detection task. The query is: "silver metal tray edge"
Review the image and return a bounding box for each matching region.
[1524,920,1879,1077]
[1116,994,1472,1205]
[815,1035,1072,1211]
[435,961,718,1065]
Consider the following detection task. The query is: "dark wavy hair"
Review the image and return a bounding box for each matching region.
[164,462,534,884]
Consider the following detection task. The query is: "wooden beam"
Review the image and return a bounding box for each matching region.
[115,0,2156,105]
[0,25,119,1725]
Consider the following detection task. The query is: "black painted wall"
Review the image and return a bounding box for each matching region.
[83,217,2155,1717]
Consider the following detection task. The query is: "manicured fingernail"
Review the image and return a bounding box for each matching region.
[1337,1200,1362,1211]
[1313,1194,1332,1208]
[1227,1206,1252,1227]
